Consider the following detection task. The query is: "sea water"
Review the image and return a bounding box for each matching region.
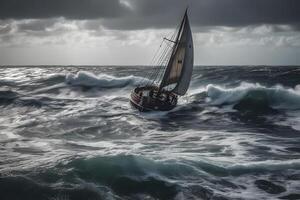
[0,66,300,200]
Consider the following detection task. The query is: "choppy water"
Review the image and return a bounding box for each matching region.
[0,66,300,200]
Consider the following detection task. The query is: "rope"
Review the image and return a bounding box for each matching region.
[149,40,172,85]
[137,38,164,86]
[151,29,177,84]
[153,30,177,86]
[137,17,182,89]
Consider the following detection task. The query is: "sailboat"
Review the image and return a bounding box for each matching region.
[130,9,194,111]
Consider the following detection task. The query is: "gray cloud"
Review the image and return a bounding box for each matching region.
[1,0,300,54]
[0,0,299,30]
[102,0,300,30]
[17,19,59,32]
[0,0,129,19]
[190,0,300,26]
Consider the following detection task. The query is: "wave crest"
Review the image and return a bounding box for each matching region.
[206,82,300,110]
[65,71,148,88]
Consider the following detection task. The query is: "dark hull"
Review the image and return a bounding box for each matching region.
[130,98,176,112]
[130,86,177,112]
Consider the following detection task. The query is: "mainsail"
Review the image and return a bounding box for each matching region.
[159,10,194,96]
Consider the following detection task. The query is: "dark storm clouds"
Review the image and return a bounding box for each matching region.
[0,0,300,29]
[0,0,129,19]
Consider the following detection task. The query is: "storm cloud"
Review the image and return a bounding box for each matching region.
[0,0,300,65]
[0,0,129,19]
[0,0,299,29]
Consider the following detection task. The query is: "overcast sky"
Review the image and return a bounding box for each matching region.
[0,0,300,65]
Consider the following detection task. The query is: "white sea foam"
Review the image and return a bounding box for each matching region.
[206,82,300,110]
[65,71,148,88]
[228,159,300,174]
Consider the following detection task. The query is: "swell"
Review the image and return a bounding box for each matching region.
[0,176,106,200]
[202,82,300,111]
[2,155,300,200]
[0,71,148,106]
[49,155,300,182]
[0,89,66,108]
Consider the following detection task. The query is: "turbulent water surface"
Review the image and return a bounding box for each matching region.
[0,66,300,200]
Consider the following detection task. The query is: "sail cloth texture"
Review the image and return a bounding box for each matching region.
[159,11,194,96]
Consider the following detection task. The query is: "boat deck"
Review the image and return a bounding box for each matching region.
[130,86,177,111]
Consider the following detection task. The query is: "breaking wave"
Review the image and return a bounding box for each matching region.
[2,66,300,200]
[206,82,300,110]
[65,71,148,88]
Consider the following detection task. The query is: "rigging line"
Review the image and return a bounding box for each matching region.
[144,37,170,85]
[153,46,172,86]
[156,29,177,84]
[164,41,174,49]
[146,44,168,86]
[151,38,174,85]
[156,44,174,85]
[152,22,178,75]
[142,17,181,87]
[152,11,183,88]
[148,39,172,83]
[148,46,170,86]
[146,54,163,84]
[150,25,179,85]
[160,17,186,90]
[153,32,177,86]
[157,33,176,66]
[137,38,165,86]
[159,21,185,90]
[146,39,168,85]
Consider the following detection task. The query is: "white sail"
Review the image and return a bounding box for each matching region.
[159,11,194,96]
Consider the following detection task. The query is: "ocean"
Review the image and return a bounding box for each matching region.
[0,66,300,200]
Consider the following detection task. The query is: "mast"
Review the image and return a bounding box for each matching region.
[158,9,194,96]
[159,10,187,91]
